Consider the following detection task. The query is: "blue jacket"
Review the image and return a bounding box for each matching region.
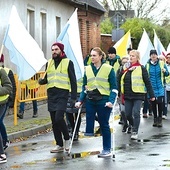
[146,60,169,98]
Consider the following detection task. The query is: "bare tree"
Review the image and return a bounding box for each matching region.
[98,0,168,23]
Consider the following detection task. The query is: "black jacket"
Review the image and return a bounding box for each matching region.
[39,55,77,112]
[118,65,154,100]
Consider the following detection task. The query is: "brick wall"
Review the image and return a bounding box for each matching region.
[78,10,101,58]
[78,10,116,59]
[101,34,115,55]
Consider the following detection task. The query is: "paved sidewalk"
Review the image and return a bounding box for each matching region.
[4,102,52,142]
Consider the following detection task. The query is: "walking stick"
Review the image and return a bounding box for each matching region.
[111,89,118,159]
[68,106,82,156]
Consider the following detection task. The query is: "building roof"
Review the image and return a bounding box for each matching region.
[60,0,105,12]
[77,0,105,12]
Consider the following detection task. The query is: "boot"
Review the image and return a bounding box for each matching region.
[157,117,162,127]
[153,118,158,127]
[122,124,128,132]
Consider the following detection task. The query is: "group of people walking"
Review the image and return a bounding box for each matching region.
[118,49,170,139]
[1,41,170,163]
[39,42,170,159]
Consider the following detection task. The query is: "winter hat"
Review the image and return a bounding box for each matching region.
[51,42,64,52]
[150,50,157,56]
[108,47,116,54]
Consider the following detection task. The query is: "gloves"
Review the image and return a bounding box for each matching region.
[75,101,82,108]
[69,99,76,108]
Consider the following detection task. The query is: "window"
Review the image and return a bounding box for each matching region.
[27,9,35,37]
[40,12,47,56]
[56,17,61,38]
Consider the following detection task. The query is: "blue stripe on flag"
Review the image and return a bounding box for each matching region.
[58,32,82,80]
[4,35,36,80]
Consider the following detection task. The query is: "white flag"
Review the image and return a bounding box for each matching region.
[3,5,47,80]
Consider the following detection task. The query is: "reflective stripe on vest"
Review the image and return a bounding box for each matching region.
[77,78,83,93]
[121,66,146,94]
[86,63,112,96]
[47,58,70,90]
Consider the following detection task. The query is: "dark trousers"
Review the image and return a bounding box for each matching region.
[0,104,6,154]
[150,96,164,118]
[66,112,81,134]
[143,94,152,114]
[163,91,170,116]
[50,110,70,147]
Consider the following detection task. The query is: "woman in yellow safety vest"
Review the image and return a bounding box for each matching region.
[0,67,12,163]
[75,47,117,158]
[119,50,155,140]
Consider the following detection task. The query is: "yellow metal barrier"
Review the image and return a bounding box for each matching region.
[13,72,47,125]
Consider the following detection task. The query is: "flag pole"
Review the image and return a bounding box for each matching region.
[0,44,4,56]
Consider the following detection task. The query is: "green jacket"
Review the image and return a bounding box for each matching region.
[0,68,13,104]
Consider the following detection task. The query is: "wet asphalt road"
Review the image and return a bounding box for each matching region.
[1,112,170,170]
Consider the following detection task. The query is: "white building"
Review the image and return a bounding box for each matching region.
[0,0,76,72]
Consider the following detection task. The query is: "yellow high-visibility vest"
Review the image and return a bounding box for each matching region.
[47,58,70,90]
[121,66,146,94]
[86,63,112,96]
[105,59,120,73]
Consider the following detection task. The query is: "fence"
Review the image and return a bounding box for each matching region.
[13,72,47,125]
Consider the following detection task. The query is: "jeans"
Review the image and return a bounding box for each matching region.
[50,110,69,147]
[19,100,38,113]
[125,99,142,133]
[0,104,7,154]
[86,101,112,151]
[0,104,8,143]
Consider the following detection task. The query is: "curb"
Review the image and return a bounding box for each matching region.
[8,123,52,141]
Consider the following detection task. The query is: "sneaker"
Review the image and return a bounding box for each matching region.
[64,140,70,152]
[98,150,111,158]
[118,120,124,125]
[0,154,7,164]
[162,115,167,120]
[127,126,132,134]
[32,112,38,118]
[131,132,138,140]
[50,145,64,153]
[3,140,10,150]
[143,113,148,118]
[17,112,24,119]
